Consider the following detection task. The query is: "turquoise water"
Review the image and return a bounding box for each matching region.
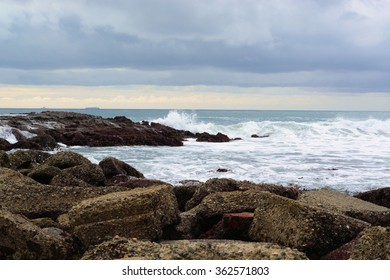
[1,108,390,192]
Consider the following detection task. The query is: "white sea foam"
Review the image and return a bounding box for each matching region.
[0,125,36,144]
[67,111,390,193]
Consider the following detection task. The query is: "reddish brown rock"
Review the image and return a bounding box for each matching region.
[0,111,187,149]
[196,132,230,142]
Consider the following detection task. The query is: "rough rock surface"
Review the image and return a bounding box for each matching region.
[8,150,51,170]
[82,237,308,260]
[0,209,75,259]
[176,190,288,239]
[0,111,190,149]
[51,163,106,187]
[299,188,390,226]
[68,185,180,247]
[350,227,390,260]
[249,193,369,259]
[355,187,390,209]
[44,151,91,169]
[0,168,128,218]
[27,164,62,184]
[99,157,144,179]
[185,178,240,210]
[0,150,10,168]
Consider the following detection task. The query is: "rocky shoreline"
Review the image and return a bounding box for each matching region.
[1,149,389,260]
[0,112,389,260]
[0,111,232,151]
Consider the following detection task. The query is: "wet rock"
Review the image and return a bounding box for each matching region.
[185,178,240,210]
[349,226,390,260]
[82,237,308,260]
[0,209,75,259]
[251,134,269,138]
[0,150,10,168]
[216,168,229,172]
[8,150,51,170]
[68,185,180,247]
[354,187,390,209]
[196,132,230,142]
[0,139,12,151]
[99,157,144,179]
[0,168,128,219]
[249,192,369,259]
[1,111,187,148]
[299,188,390,226]
[28,164,61,184]
[51,164,106,187]
[12,134,58,151]
[44,151,91,169]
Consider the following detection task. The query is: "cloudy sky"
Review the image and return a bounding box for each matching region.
[1,0,390,109]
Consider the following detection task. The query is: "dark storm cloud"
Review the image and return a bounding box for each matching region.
[0,0,390,91]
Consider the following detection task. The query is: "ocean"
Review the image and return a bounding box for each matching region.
[1,108,390,193]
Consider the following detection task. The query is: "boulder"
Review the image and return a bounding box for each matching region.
[12,134,58,151]
[185,178,240,210]
[30,217,59,228]
[0,139,12,151]
[99,157,144,179]
[0,150,10,168]
[44,151,91,169]
[299,188,390,226]
[68,185,180,247]
[0,168,128,219]
[27,164,62,184]
[196,132,230,142]
[350,226,390,260]
[8,150,51,170]
[0,209,75,259]
[51,164,106,187]
[178,190,283,238]
[249,193,369,259]
[354,187,390,209]
[82,237,308,260]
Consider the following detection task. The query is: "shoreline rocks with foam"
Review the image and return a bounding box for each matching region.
[0,149,389,260]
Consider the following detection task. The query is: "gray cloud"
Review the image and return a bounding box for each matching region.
[0,0,389,92]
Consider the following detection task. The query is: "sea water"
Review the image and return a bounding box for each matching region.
[1,108,390,193]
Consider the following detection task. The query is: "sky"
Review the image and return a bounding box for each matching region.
[0,0,390,110]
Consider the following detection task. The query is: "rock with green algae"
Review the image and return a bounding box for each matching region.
[44,151,91,169]
[81,237,308,260]
[350,226,390,260]
[68,185,180,247]
[249,192,370,259]
[0,209,75,259]
[299,188,390,226]
[51,163,106,187]
[0,168,128,218]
